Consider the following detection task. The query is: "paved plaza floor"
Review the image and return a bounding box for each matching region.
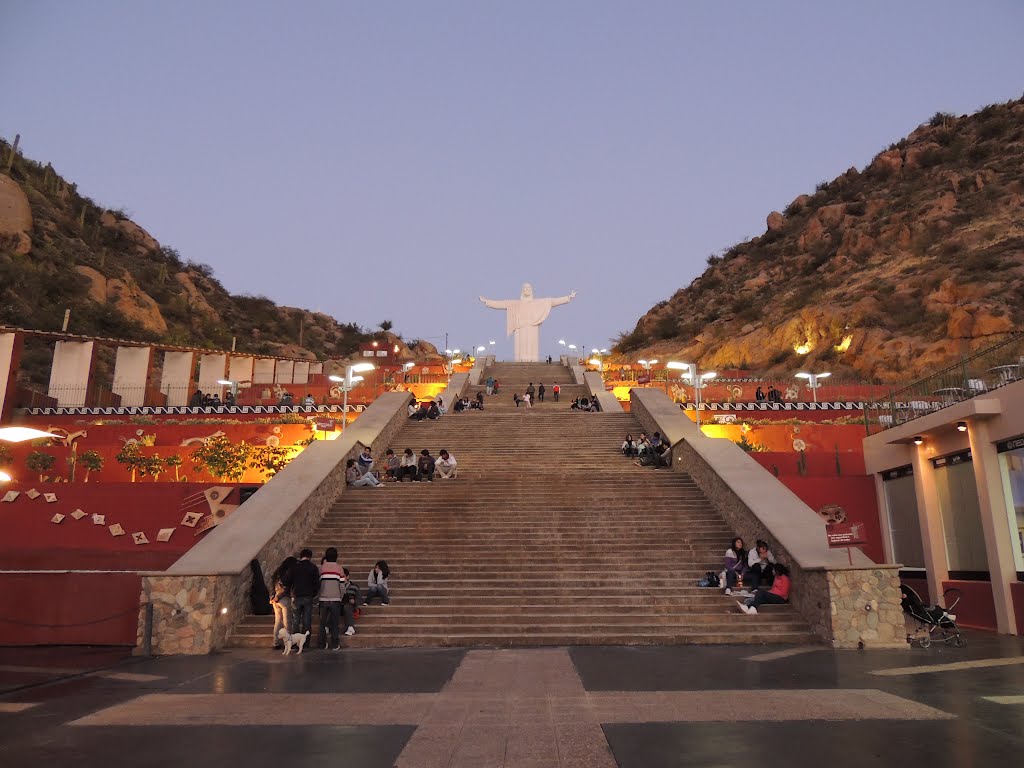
[1,635,1023,767]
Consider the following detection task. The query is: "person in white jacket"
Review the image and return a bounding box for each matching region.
[436,450,458,479]
[365,561,390,605]
[747,540,777,591]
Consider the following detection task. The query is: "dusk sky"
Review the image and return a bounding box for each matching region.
[4,1,1023,360]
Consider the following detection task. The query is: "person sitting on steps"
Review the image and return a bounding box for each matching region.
[383,449,400,482]
[346,458,381,487]
[357,446,375,476]
[747,540,777,591]
[722,537,749,595]
[472,391,485,409]
[738,563,791,614]
[426,400,441,419]
[398,448,418,482]
[622,434,638,457]
[417,449,436,481]
[365,560,390,605]
[436,449,458,479]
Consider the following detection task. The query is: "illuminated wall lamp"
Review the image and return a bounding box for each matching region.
[913,436,924,445]
[956,421,967,432]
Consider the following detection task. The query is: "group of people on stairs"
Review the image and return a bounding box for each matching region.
[722,537,792,615]
[270,549,391,650]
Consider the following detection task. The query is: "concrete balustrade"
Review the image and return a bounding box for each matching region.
[136,391,413,654]
[629,388,906,649]
[584,370,621,412]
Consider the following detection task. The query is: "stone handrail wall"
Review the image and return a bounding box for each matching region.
[584,370,621,412]
[568,362,584,384]
[437,373,469,410]
[137,391,412,654]
[629,388,906,649]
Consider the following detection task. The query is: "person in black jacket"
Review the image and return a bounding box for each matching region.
[289,548,320,635]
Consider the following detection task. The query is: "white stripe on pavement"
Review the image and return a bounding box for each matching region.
[871,657,1024,677]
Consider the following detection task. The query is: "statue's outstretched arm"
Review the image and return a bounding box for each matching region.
[550,290,577,307]
[480,296,511,310]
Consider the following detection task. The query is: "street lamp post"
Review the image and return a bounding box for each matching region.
[795,371,831,403]
[329,362,375,433]
[667,362,716,431]
[444,349,462,382]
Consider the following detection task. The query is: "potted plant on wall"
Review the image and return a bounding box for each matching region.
[79,450,104,482]
[191,435,253,482]
[164,454,183,481]
[115,442,144,482]
[26,451,56,482]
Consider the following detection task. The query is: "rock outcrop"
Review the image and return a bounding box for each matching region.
[0,175,32,255]
[619,98,1024,382]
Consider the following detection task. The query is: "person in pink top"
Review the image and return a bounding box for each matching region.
[738,564,791,615]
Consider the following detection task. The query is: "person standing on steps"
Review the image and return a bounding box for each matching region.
[290,548,319,636]
[552,383,560,402]
[270,556,296,648]
[526,382,535,403]
[513,393,521,408]
[486,376,495,396]
[522,391,532,408]
[317,547,344,650]
[537,383,546,402]
[341,568,361,636]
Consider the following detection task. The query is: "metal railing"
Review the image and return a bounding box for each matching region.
[865,333,1024,430]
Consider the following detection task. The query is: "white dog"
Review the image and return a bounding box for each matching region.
[278,628,309,655]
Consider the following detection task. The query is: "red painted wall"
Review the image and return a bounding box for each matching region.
[0,482,223,570]
[742,471,884,564]
[0,572,141,646]
[942,580,997,631]
[1012,582,1024,635]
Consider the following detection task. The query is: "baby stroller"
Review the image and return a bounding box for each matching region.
[900,584,966,648]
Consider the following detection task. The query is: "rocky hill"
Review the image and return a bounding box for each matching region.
[0,139,435,384]
[617,97,1024,383]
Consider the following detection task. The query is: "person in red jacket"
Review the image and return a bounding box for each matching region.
[738,564,790,615]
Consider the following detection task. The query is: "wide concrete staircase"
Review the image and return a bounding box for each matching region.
[468,361,589,410]
[229,362,815,648]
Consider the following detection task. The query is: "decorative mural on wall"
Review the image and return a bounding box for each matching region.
[1,482,238,545]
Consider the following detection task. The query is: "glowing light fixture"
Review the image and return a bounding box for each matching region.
[332,363,375,433]
[957,421,967,432]
[0,426,56,443]
[913,436,923,445]
[667,363,715,430]
[0,471,11,482]
[795,371,831,403]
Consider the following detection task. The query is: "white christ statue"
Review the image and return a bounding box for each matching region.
[479,283,576,362]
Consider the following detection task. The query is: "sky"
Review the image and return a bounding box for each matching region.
[4,1,1023,361]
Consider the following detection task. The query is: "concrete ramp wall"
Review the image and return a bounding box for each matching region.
[138,391,412,654]
[630,388,906,649]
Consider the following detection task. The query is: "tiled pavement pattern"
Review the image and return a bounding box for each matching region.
[3,637,1024,767]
